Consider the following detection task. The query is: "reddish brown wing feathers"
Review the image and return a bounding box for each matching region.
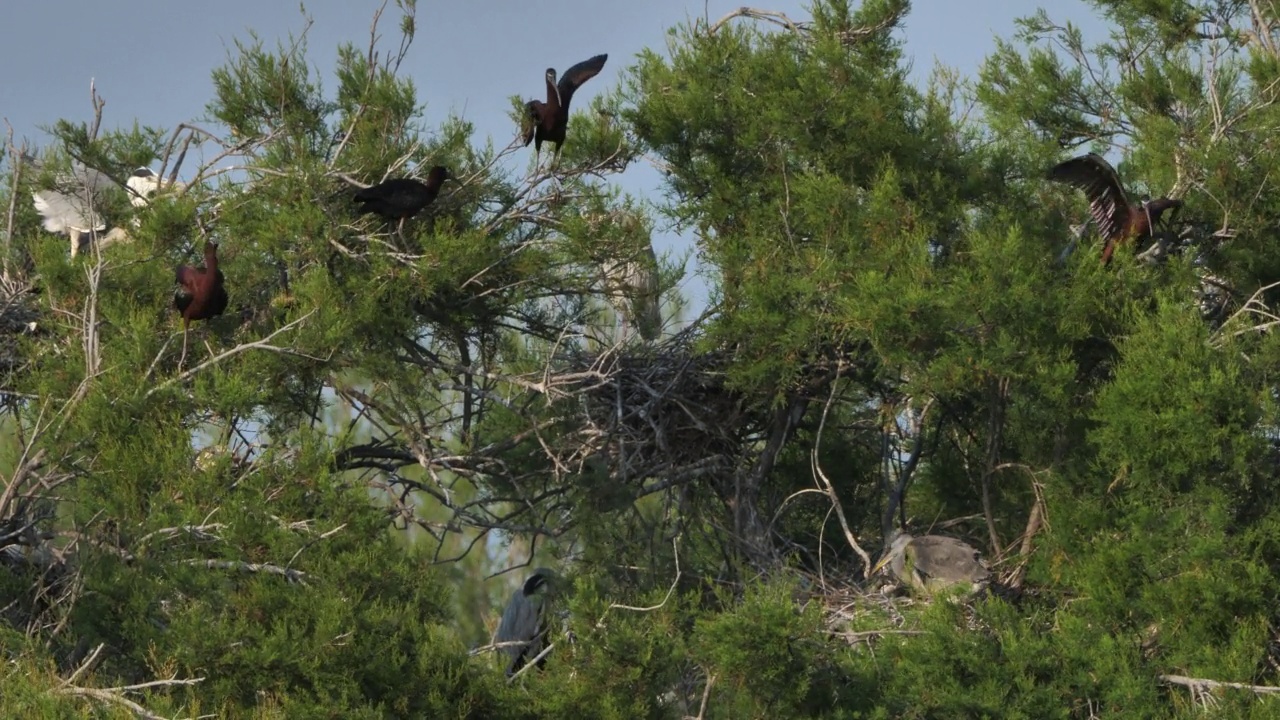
[1047,153,1132,241]
[176,265,199,292]
[522,101,543,146]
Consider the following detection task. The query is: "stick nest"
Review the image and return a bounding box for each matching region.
[555,331,750,485]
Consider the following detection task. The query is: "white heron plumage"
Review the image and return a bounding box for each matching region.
[27,162,175,257]
[31,188,105,237]
[125,167,185,208]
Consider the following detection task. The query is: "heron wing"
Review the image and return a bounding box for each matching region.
[495,589,544,674]
[66,162,116,195]
[909,536,990,583]
[556,54,608,108]
[32,190,104,234]
[1047,153,1132,241]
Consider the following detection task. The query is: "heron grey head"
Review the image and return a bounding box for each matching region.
[872,531,914,577]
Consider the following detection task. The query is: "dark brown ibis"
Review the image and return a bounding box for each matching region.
[174,240,229,368]
[352,165,450,233]
[522,54,608,159]
[1047,153,1182,264]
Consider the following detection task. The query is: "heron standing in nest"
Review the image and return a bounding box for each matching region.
[871,530,992,597]
[584,208,662,342]
[494,567,561,677]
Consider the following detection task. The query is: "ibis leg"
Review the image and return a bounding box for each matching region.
[178,319,190,370]
[1101,238,1116,265]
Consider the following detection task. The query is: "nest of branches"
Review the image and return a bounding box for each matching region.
[0,493,75,636]
[0,276,40,385]
[556,329,748,489]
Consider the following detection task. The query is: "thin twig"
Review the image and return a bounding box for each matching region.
[810,361,872,577]
[596,537,681,624]
[145,310,319,397]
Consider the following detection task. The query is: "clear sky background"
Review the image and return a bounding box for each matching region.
[0,0,1105,316]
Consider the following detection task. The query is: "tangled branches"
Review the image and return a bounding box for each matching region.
[558,328,744,490]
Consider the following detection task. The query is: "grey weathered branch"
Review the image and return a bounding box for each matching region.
[1159,673,1280,696]
[182,559,309,585]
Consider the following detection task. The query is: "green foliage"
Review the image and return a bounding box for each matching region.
[9,0,1280,716]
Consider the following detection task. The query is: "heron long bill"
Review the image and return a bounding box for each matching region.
[871,555,891,575]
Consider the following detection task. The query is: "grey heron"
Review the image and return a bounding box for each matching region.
[28,161,171,258]
[871,530,991,597]
[584,209,662,342]
[494,567,560,677]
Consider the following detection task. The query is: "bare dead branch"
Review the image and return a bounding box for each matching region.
[1160,673,1280,696]
[182,559,309,584]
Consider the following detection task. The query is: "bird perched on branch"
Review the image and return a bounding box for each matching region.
[29,160,137,258]
[872,530,991,597]
[352,166,450,234]
[494,567,561,677]
[174,241,228,369]
[1047,153,1182,264]
[522,54,608,159]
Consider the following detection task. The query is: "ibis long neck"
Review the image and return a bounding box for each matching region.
[1145,197,1181,216]
[204,246,219,273]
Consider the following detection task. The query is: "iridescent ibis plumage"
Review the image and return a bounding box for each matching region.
[494,567,560,677]
[522,54,608,158]
[174,241,229,368]
[352,166,450,233]
[1047,153,1183,264]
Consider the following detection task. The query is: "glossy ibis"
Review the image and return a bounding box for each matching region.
[352,165,450,233]
[174,241,228,368]
[522,54,608,159]
[494,567,560,678]
[872,530,991,597]
[1047,153,1182,264]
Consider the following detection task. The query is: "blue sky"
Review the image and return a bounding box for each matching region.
[0,0,1104,315]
